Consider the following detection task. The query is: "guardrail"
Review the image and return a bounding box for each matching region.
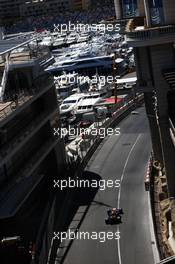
[66,93,144,172]
[169,118,175,146]
[0,38,37,57]
[149,155,170,260]
[0,56,9,101]
[49,94,144,264]
[144,155,153,191]
[126,18,144,32]
[157,255,175,264]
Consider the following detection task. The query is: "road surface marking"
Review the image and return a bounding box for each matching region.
[117,134,141,264]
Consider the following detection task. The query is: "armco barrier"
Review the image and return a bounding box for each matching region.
[149,157,166,260]
[157,256,175,264]
[49,94,144,264]
[75,94,144,175]
[145,156,153,191]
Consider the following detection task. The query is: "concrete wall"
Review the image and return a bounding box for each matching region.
[162,0,175,25]
[134,46,163,163]
[134,41,175,196]
[150,43,175,196]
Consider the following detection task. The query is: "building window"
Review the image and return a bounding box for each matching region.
[148,0,164,25]
[122,0,138,18]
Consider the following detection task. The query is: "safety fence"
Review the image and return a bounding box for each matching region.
[66,93,144,172]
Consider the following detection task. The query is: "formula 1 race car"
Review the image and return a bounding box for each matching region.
[105,208,123,225]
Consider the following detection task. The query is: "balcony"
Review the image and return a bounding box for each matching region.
[0,46,53,69]
[14,137,58,181]
[0,95,33,120]
[157,255,175,264]
[0,172,45,218]
[0,73,54,123]
[0,135,59,191]
[125,18,175,47]
[0,108,57,166]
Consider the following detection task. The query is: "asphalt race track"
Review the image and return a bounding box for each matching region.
[63,105,154,264]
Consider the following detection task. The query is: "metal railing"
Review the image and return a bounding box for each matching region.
[0,94,32,120]
[0,136,58,190]
[0,74,54,121]
[125,17,145,32]
[8,46,51,64]
[169,118,175,146]
[0,108,56,162]
[0,37,36,57]
[0,56,9,101]
[65,93,144,165]
[125,17,175,41]
[48,93,144,264]
[157,255,175,264]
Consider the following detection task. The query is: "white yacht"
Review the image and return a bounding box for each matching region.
[77,33,90,43]
[54,72,78,99]
[88,82,109,97]
[40,36,53,47]
[53,36,65,48]
[66,33,78,45]
[75,92,104,114]
[60,93,85,115]
[46,54,114,74]
[115,58,128,76]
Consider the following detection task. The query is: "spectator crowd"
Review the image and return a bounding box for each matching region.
[6,0,116,34]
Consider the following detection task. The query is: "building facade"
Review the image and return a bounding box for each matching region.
[114,0,175,194]
[123,0,175,196]
[115,0,175,256]
[114,0,139,19]
[0,42,66,262]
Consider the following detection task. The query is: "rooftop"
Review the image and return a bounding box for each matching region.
[0,47,51,68]
[0,34,35,56]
